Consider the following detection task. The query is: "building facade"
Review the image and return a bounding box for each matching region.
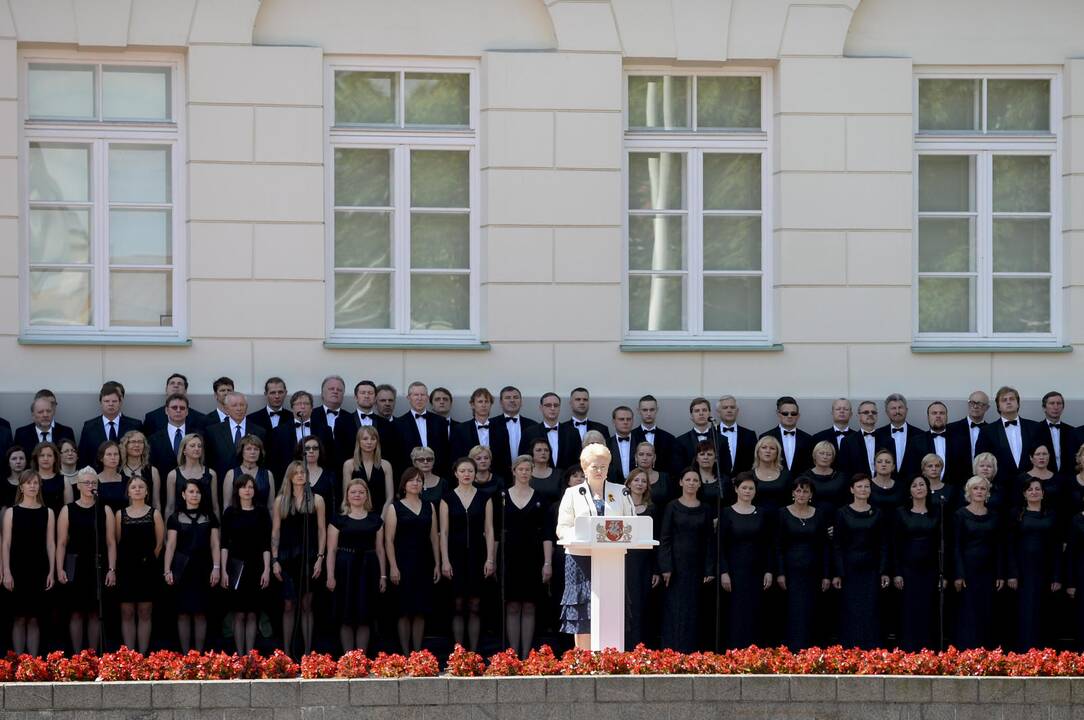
[0,0,1082,425]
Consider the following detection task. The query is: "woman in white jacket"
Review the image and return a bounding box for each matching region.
[555,442,635,648]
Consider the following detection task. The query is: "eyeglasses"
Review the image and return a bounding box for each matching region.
[303,446,320,453]
[586,463,608,471]
[778,411,799,417]
[968,400,990,407]
[416,457,435,463]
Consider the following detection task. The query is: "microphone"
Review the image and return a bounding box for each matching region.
[622,487,631,496]
[579,486,587,497]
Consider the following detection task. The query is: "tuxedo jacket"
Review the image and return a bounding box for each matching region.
[203,420,267,479]
[1032,419,1079,474]
[488,415,537,479]
[810,427,857,470]
[975,417,1040,485]
[872,423,923,475]
[246,407,295,437]
[630,425,677,477]
[903,429,972,485]
[945,418,987,464]
[394,411,452,478]
[521,422,582,472]
[78,415,143,468]
[309,407,356,472]
[760,426,814,476]
[451,419,511,477]
[144,405,207,437]
[334,410,400,477]
[718,425,758,474]
[673,427,733,478]
[840,430,879,479]
[560,418,611,444]
[605,434,637,482]
[15,422,76,455]
[0,417,11,463]
[269,420,335,483]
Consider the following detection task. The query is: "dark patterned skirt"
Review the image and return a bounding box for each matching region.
[559,554,591,634]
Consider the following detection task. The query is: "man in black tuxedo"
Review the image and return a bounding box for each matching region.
[562,387,610,444]
[810,398,855,470]
[247,376,293,437]
[144,373,206,436]
[630,394,676,477]
[521,392,581,471]
[841,400,879,478]
[945,390,990,464]
[976,385,1039,486]
[429,387,458,445]
[1032,390,1077,474]
[606,406,636,482]
[15,393,75,454]
[715,395,757,475]
[204,391,267,479]
[451,388,510,477]
[271,390,333,481]
[674,397,732,478]
[490,385,537,479]
[310,375,350,469]
[873,393,921,476]
[375,384,398,421]
[205,376,234,426]
[148,393,203,503]
[335,380,399,477]
[760,395,813,476]
[904,401,971,484]
[394,381,452,478]
[78,381,142,468]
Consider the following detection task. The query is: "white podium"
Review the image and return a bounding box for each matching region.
[557,515,657,651]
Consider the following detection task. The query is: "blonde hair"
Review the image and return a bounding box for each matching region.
[468,445,492,464]
[352,426,383,467]
[276,461,315,518]
[582,430,607,448]
[341,477,373,514]
[752,436,783,473]
[963,475,991,503]
[973,452,998,477]
[176,433,204,468]
[811,440,837,459]
[410,445,435,463]
[118,430,149,467]
[580,442,612,469]
[921,453,944,473]
[625,468,653,510]
[511,454,532,474]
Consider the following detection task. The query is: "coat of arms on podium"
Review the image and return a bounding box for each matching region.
[595,519,633,543]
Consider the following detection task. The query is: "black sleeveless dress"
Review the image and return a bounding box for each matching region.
[167,509,218,614]
[331,513,383,625]
[40,474,65,514]
[390,499,435,616]
[278,505,320,600]
[117,507,160,603]
[63,501,110,612]
[174,469,215,516]
[221,506,271,611]
[352,463,388,514]
[444,488,489,600]
[9,505,50,616]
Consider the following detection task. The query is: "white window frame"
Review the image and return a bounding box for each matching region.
[18,49,186,344]
[622,67,773,346]
[913,67,1062,348]
[324,57,480,345]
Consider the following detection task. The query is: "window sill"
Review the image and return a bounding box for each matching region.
[324,339,490,351]
[620,342,783,353]
[19,335,191,347]
[911,344,1072,354]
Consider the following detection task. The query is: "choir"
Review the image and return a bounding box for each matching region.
[0,377,1083,659]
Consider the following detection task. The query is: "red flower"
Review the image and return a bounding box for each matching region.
[369,652,408,678]
[337,650,371,678]
[483,649,521,677]
[405,650,440,677]
[520,645,562,676]
[14,654,51,682]
[262,650,300,679]
[300,653,337,679]
[447,645,486,677]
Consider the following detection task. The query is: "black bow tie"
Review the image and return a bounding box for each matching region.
[971,422,985,429]
[931,431,945,437]
[722,426,735,433]
[506,417,518,424]
[268,410,281,417]
[1049,422,1061,429]
[325,409,338,416]
[414,413,426,419]
[545,425,559,432]
[835,430,848,437]
[358,412,373,419]
[295,421,309,428]
[863,431,875,437]
[697,434,707,441]
[618,437,630,443]
[1004,420,1018,427]
[476,423,489,430]
[891,427,905,434]
[574,420,587,427]
[642,427,654,434]
[783,430,795,437]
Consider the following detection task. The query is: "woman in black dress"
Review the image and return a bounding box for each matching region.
[659,468,716,652]
[2,470,55,656]
[115,473,164,653]
[502,454,553,657]
[327,478,386,652]
[222,435,277,516]
[1015,445,1063,519]
[166,434,217,518]
[384,467,439,652]
[272,461,327,658]
[871,449,904,515]
[1067,446,1084,519]
[625,468,659,648]
[56,467,117,651]
[832,474,889,649]
[719,472,773,649]
[1006,477,1061,651]
[775,477,830,650]
[220,473,271,654]
[411,446,446,508]
[97,441,128,513]
[798,441,849,523]
[1065,506,1084,649]
[1,445,27,510]
[695,441,726,509]
[751,437,791,515]
[439,457,495,651]
[893,475,942,651]
[343,427,394,516]
[953,475,1004,649]
[164,479,221,652]
[633,442,672,507]
[972,453,1005,520]
[529,438,561,507]
[298,435,337,516]
[33,441,67,513]
[119,431,161,512]
[58,438,79,499]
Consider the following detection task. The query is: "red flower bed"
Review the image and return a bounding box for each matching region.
[1,645,1083,680]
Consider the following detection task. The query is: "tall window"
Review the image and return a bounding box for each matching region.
[624,71,771,344]
[914,72,1059,346]
[327,63,478,343]
[21,55,184,342]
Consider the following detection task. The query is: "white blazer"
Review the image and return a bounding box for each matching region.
[556,480,636,554]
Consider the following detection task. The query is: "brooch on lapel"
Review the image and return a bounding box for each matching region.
[607,494,615,503]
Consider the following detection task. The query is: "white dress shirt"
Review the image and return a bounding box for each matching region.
[543,424,560,467]
[968,422,982,458]
[504,415,522,463]
[862,430,876,474]
[215,408,228,423]
[1046,419,1062,468]
[413,412,429,449]
[719,424,738,468]
[640,425,656,445]
[323,406,339,432]
[356,409,375,427]
[1002,417,1023,467]
[230,419,247,442]
[35,423,56,444]
[930,431,947,477]
[572,418,588,442]
[102,415,121,439]
[266,406,284,430]
[615,435,632,478]
[168,423,187,452]
[779,425,796,470]
[474,418,490,447]
[294,419,311,443]
[889,424,907,464]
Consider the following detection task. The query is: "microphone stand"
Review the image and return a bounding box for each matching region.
[499,488,507,652]
[91,485,106,653]
[937,479,946,651]
[295,416,311,658]
[708,419,723,653]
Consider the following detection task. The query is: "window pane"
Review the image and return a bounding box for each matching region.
[109,209,171,265]
[404,73,469,127]
[993,218,1050,273]
[628,152,685,210]
[411,213,469,269]
[703,154,761,210]
[109,271,171,326]
[410,273,469,330]
[629,275,684,331]
[335,272,392,329]
[628,215,685,271]
[334,148,392,207]
[335,211,392,268]
[109,145,170,203]
[993,155,1050,212]
[411,150,469,208]
[696,76,761,129]
[103,67,170,121]
[627,76,689,130]
[918,79,980,132]
[29,208,90,264]
[335,71,397,125]
[987,79,1050,133]
[703,276,761,332]
[918,218,975,273]
[918,155,975,212]
[993,278,1050,333]
[28,64,95,120]
[918,277,975,333]
[703,216,760,271]
[29,144,90,202]
[29,270,91,325]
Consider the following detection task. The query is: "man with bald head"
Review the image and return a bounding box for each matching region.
[946,390,991,462]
